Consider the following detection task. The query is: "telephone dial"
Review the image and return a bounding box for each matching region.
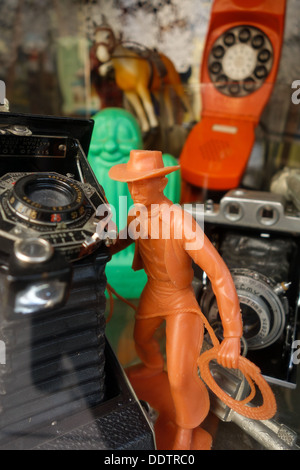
[180,0,286,194]
[208,25,274,97]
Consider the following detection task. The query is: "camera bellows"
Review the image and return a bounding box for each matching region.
[0,252,107,446]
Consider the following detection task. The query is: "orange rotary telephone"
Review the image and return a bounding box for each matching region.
[180,0,286,193]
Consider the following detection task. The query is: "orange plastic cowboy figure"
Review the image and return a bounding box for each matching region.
[109,150,243,450]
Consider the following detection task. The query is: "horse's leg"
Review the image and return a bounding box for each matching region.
[162,85,175,130]
[136,86,159,131]
[159,53,195,122]
[171,82,195,121]
[124,90,150,134]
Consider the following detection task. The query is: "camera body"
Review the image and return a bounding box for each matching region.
[191,189,300,388]
[0,112,155,449]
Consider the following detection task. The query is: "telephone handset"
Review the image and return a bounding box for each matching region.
[180,0,286,194]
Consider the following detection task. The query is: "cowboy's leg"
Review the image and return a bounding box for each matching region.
[166,312,210,430]
[133,316,165,371]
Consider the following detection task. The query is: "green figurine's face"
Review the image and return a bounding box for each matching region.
[89,111,142,163]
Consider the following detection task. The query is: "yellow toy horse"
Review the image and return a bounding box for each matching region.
[93,19,193,134]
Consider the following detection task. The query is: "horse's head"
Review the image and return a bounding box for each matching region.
[94,24,117,63]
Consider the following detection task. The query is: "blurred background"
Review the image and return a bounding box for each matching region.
[0,0,300,164]
[1,0,300,450]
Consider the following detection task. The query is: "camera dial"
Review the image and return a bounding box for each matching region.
[14,238,54,264]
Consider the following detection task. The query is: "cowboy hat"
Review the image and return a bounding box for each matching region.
[108,150,180,182]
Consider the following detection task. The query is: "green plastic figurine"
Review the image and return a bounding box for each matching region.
[88,107,181,298]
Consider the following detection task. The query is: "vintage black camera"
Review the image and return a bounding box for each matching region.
[191,189,300,388]
[0,112,155,450]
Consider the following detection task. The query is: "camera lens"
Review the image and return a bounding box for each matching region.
[241,304,263,339]
[7,173,89,225]
[231,269,286,350]
[25,181,74,208]
[200,267,287,350]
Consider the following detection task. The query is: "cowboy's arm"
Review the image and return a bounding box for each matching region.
[182,218,242,368]
[109,213,135,255]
